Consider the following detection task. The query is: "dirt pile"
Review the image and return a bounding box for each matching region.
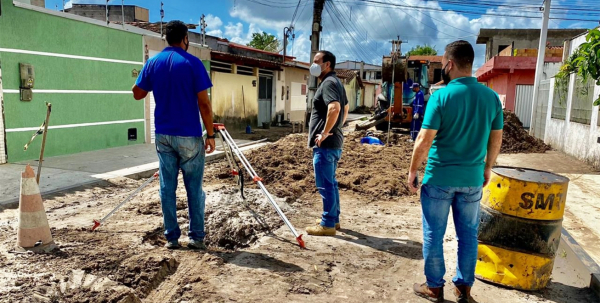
[502,110,552,154]
[209,131,418,201]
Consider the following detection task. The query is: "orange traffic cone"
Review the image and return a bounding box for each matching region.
[16,165,56,252]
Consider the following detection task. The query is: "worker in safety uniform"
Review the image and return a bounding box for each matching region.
[410,83,425,141]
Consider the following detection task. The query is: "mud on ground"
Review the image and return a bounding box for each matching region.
[0,129,594,303]
[0,178,286,302]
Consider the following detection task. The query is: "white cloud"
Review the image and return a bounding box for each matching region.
[207,29,223,38]
[221,0,595,66]
[205,14,223,30]
[222,22,263,45]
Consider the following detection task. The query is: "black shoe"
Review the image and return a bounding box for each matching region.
[188,239,207,250]
[165,240,181,249]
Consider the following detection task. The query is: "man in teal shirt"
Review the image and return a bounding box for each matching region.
[408,40,503,303]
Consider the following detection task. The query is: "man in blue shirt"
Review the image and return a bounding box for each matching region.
[408,41,503,303]
[132,21,215,250]
[410,83,425,141]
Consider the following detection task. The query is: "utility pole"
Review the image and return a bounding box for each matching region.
[390,36,404,56]
[160,2,165,38]
[283,26,294,63]
[200,14,207,46]
[529,0,551,136]
[306,0,326,127]
[62,0,65,12]
[105,0,109,25]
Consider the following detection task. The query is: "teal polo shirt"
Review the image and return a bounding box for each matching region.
[421,77,503,187]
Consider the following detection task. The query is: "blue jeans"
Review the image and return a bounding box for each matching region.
[156,134,206,242]
[420,184,483,288]
[313,148,342,228]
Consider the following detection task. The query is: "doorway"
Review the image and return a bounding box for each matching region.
[258,74,273,127]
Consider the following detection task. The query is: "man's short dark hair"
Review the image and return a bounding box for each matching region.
[445,40,474,71]
[318,50,336,70]
[165,21,188,45]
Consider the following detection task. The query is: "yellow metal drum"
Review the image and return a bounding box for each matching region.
[481,167,569,221]
[476,166,569,291]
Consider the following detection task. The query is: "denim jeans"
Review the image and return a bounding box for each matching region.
[420,184,483,288]
[313,148,342,228]
[155,134,206,242]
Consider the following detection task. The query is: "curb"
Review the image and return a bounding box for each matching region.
[559,228,600,298]
[0,142,269,209]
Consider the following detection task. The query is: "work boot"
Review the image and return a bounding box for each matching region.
[305,225,336,236]
[188,239,207,250]
[413,283,444,303]
[454,285,474,303]
[315,219,340,230]
[165,240,181,250]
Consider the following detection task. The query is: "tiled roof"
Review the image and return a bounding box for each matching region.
[336,69,358,79]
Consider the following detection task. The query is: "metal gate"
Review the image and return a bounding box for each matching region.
[515,85,534,128]
[0,61,6,164]
[258,74,273,126]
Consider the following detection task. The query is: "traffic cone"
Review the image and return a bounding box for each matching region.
[16,165,56,252]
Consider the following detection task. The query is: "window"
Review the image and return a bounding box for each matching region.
[375,71,382,80]
[570,75,595,124]
[362,72,366,79]
[498,45,509,56]
[433,69,442,83]
[237,66,254,76]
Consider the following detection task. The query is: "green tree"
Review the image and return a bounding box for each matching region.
[555,28,600,105]
[247,32,280,53]
[406,44,438,56]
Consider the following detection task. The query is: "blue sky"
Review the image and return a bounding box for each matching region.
[43,0,599,69]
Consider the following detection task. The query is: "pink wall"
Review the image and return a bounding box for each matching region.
[487,70,534,111]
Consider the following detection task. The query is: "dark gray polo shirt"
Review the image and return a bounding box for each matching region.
[308,72,348,149]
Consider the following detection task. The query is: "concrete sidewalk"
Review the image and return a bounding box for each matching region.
[0,139,264,207]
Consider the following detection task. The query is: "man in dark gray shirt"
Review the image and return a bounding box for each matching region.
[306,50,349,236]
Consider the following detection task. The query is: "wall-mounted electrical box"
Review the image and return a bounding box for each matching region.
[128,128,137,141]
[20,89,32,102]
[20,63,35,88]
[19,63,35,102]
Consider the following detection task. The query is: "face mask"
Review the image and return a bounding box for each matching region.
[310,63,322,77]
[441,63,451,84]
[184,38,189,52]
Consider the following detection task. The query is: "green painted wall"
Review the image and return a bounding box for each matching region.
[0,0,144,162]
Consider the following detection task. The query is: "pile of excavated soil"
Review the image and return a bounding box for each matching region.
[502,110,552,154]
[208,131,418,201]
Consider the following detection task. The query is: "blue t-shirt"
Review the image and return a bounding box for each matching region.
[135,47,212,137]
[421,77,503,187]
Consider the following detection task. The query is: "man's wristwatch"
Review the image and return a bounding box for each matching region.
[206,134,216,139]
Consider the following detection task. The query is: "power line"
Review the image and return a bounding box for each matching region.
[326,1,375,61]
[339,0,600,22]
